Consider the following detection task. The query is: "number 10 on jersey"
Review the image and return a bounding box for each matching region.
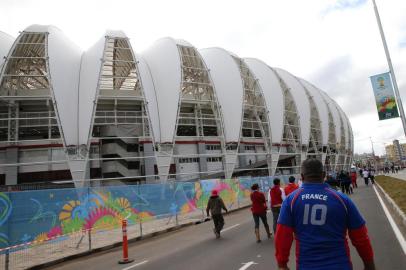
[303,204,327,225]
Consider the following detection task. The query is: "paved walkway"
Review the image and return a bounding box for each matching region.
[387,170,406,181]
[46,181,406,270]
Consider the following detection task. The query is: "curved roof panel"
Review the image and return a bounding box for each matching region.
[78,35,107,145]
[275,68,311,145]
[136,53,160,143]
[334,101,350,150]
[319,90,342,144]
[244,58,284,144]
[200,47,244,143]
[20,25,82,146]
[0,31,14,69]
[299,79,329,145]
[46,26,82,146]
[141,37,182,143]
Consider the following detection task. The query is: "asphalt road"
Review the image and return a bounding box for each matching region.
[48,182,406,270]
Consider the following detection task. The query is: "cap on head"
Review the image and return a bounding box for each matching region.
[211,190,218,196]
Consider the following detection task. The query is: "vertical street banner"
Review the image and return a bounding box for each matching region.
[370,72,399,120]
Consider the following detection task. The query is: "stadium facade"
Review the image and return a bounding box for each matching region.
[0,25,353,186]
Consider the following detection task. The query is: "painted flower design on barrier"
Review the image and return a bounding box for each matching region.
[26,191,156,247]
[0,177,262,250]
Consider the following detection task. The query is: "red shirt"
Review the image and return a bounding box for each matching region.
[270,185,284,207]
[284,183,299,196]
[350,172,357,182]
[250,191,267,215]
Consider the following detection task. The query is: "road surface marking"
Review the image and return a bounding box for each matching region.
[239,261,258,270]
[373,185,406,254]
[222,223,240,232]
[122,260,149,270]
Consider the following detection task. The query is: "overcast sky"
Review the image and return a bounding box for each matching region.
[1,0,406,155]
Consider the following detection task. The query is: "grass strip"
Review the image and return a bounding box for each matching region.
[376,175,406,214]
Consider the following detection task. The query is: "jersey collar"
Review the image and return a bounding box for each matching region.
[301,183,329,189]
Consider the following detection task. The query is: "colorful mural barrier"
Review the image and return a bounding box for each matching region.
[0,176,293,252]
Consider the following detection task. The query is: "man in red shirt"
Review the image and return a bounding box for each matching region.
[284,176,299,196]
[250,183,272,243]
[269,178,286,233]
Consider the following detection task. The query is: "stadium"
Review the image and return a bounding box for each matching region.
[0,25,353,186]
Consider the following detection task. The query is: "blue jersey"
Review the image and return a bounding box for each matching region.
[278,183,365,270]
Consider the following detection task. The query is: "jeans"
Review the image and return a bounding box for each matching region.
[272,207,281,233]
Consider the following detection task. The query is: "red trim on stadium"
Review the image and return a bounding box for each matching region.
[0,141,292,150]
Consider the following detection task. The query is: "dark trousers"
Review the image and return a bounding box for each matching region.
[364,177,369,186]
[271,207,281,233]
[341,183,351,194]
[253,213,269,229]
[212,214,224,233]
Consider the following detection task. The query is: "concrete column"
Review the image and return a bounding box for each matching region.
[5,147,18,185]
[6,101,18,185]
[238,144,247,168]
[143,143,155,182]
[198,142,207,179]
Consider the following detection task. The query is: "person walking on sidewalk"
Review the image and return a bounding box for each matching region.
[275,158,375,270]
[250,183,272,243]
[369,169,375,185]
[362,168,370,186]
[206,190,228,239]
[284,176,299,196]
[269,178,286,234]
[350,170,358,188]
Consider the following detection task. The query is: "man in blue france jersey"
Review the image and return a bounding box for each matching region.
[275,158,375,270]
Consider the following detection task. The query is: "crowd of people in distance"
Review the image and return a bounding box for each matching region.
[382,163,401,174]
[206,158,376,270]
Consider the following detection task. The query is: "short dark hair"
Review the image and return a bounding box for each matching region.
[301,158,323,181]
[251,183,259,190]
[273,178,280,185]
[288,176,295,183]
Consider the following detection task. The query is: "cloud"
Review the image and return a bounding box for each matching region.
[322,0,368,16]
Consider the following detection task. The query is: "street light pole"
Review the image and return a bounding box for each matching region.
[372,0,406,137]
[370,137,378,171]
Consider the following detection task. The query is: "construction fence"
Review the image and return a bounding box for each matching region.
[0,175,295,269]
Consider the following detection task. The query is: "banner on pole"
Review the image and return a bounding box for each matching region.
[370,72,399,120]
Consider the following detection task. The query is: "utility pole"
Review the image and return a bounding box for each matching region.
[370,137,378,171]
[372,0,406,137]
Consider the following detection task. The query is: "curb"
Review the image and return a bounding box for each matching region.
[375,182,406,227]
[28,205,250,269]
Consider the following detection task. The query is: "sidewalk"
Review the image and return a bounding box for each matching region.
[387,170,406,181]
